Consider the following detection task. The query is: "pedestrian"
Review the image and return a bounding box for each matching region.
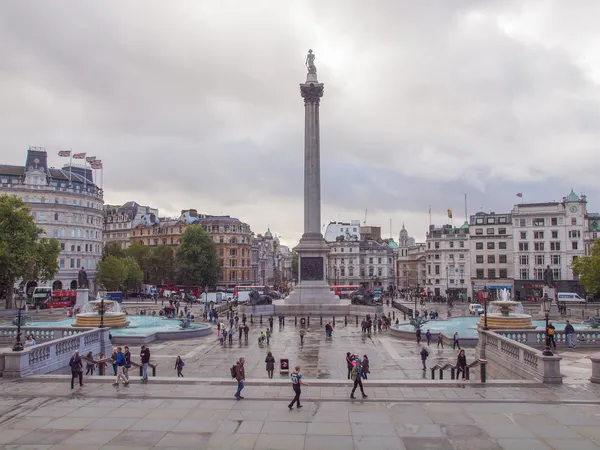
[288,364,309,409]
[565,320,576,348]
[437,332,444,349]
[123,345,131,383]
[239,325,243,341]
[547,322,556,348]
[416,328,422,344]
[350,357,368,399]
[112,347,128,388]
[299,328,306,344]
[69,350,83,389]
[456,349,467,381]
[228,328,234,345]
[266,328,272,344]
[140,345,151,383]
[362,354,370,380]
[85,351,95,375]
[234,357,246,400]
[346,352,354,379]
[420,347,429,371]
[175,355,185,377]
[111,348,118,375]
[265,351,275,379]
[269,316,274,331]
[453,332,460,350]
[244,324,249,341]
[425,329,432,346]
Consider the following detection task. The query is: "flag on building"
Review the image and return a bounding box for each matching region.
[91,160,103,169]
[428,206,431,214]
[447,209,453,218]
[516,192,523,198]
[85,156,96,163]
[73,152,86,159]
[58,150,71,157]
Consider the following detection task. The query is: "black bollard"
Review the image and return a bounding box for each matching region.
[320,316,323,325]
[439,368,443,380]
[295,316,297,326]
[430,367,435,379]
[333,316,335,325]
[250,314,253,324]
[450,368,455,380]
[344,316,347,325]
[356,316,359,325]
[403,312,406,320]
[307,316,310,326]
[465,366,470,381]
[260,315,263,326]
[393,311,395,320]
[480,361,487,383]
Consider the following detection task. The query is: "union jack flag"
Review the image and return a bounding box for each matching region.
[85,156,96,163]
[58,150,71,157]
[91,160,103,169]
[72,152,86,159]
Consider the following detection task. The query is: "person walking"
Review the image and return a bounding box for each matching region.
[288,364,309,409]
[420,347,429,371]
[265,351,275,379]
[266,328,272,344]
[228,328,234,345]
[234,357,246,400]
[123,345,131,383]
[565,320,576,348]
[456,349,467,380]
[111,348,118,376]
[175,355,185,377]
[239,325,243,341]
[69,350,84,389]
[244,324,249,341]
[85,351,95,375]
[547,322,556,349]
[140,345,151,383]
[112,347,128,388]
[299,328,306,344]
[425,329,432,346]
[453,332,461,350]
[346,352,354,379]
[350,358,368,399]
[362,354,370,380]
[437,332,444,349]
[416,328,422,344]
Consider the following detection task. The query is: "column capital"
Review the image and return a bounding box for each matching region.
[300,82,324,105]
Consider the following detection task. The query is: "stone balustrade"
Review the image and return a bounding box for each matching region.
[477,329,562,384]
[0,327,85,345]
[495,328,600,349]
[0,327,112,378]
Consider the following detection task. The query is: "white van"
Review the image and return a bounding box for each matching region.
[469,303,484,315]
[556,292,586,304]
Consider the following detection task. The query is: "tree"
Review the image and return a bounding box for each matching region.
[573,239,600,296]
[125,242,151,281]
[122,256,143,291]
[96,255,143,292]
[0,194,61,308]
[175,225,220,287]
[148,245,174,284]
[102,241,125,260]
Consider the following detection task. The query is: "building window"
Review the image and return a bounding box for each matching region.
[551,217,558,226]
[535,255,544,265]
[519,219,526,227]
[434,254,440,260]
[476,269,484,279]
[476,218,484,224]
[569,230,581,238]
[487,269,496,279]
[378,258,382,264]
[534,231,544,239]
[475,229,483,235]
[571,217,577,225]
[459,254,464,259]
[475,242,483,250]
[499,255,507,263]
[487,217,496,224]
[498,228,506,235]
[499,269,507,278]
[460,241,464,248]
[534,268,544,280]
[435,242,440,249]
[534,242,544,251]
[435,265,440,275]
[499,242,507,250]
[487,255,495,263]
[487,228,494,235]
[520,268,529,279]
[369,258,373,264]
[533,218,545,226]
[476,255,484,264]
[550,242,561,251]
[519,255,529,265]
[487,242,495,250]
[60,243,65,250]
[553,268,561,280]
[498,217,507,224]
[230,248,237,256]
[572,241,578,250]
[520,231,526,239]
[552,255,561,265]
[551,231,558,239]
[449,241,454,248]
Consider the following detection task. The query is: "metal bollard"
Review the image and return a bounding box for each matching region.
[295,316,297,325]
[356,316,359,325]
[431,367,436,379]
[260,315,263,325]
[439,368,443,380]
[139,366,143,377]
[480,360,487,383]
[320,316,323,325]
[152,365,156,377]
[307,316,310,326]
[465,366,470,381]
[403,312,406,320]
[393,311,395,320]
[333,316,335,325]
[344,316,347,325]
[250,314,253,324]
[450,368,455,380]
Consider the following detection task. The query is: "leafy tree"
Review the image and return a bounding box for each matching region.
[175,225,220,287]
[148,245,174,284]
[0,195,61,308]
[125,242,151,281]
[102,241,125,260]
[573,239,600,296]
[122,256,143,291]
[96,255,143,291]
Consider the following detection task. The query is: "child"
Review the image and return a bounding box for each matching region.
[175,356,185,377]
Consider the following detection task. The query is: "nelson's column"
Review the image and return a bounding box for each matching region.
[284,50,343,306]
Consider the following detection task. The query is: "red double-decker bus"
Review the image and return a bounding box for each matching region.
[330,285,359,299]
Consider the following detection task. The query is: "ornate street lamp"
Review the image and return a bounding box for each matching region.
[98,297,105,328]
[541,294,553,356]
[482,287,489,330]
[12,295,26,351]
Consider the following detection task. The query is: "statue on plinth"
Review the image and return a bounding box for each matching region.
[78,267,89,289]
[543,265,553,287]
[305,49,317,74]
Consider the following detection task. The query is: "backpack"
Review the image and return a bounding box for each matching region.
[230,365,237,378]
[548,327,555,336]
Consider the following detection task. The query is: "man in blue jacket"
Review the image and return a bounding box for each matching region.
[112,347,129,388]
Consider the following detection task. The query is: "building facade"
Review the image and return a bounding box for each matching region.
[511,190,588,299]
[324,220,360,242]
[103,202,158,249]
[469,212,514,300]
[425,223,470,300]
[0,147,104,292]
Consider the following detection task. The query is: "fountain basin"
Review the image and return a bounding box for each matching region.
[72,313,129,328]
[478,298,535,329]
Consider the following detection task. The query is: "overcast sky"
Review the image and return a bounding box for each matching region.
[1,1,599,246]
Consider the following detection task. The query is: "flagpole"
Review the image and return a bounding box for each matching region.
[429,206,432,227]
[69,149,72,184]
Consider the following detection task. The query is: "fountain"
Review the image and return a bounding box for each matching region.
[478,289,535,329]
[72,294,129,328]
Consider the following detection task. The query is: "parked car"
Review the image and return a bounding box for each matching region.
[469,303,484,315]
[556,292,586,304]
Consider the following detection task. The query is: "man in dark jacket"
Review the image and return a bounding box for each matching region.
[69,350,83,389]
[123,345,131,383]
[565,320,576,348]
[234,357,246,400]
[346,352,354,379]
[140,345,151,383]
[420,347,429,371]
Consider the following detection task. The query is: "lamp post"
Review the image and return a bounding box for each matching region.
[482,287,489,330]
[414,282,419,317]
[542,294,553,356]
[98,297,105,328]
[12,295,26,351]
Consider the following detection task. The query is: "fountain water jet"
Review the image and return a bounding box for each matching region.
[478,288,535,329]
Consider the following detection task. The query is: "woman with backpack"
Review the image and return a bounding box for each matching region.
[85,351,95,375]
[350,358,368,399]
[69,350,84,389]
[175,355,185,377]
[265,351,275,379]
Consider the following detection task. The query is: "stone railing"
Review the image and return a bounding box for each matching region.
[477,329,562,383]
[0,327,112,378]
[0,327,85,345]
[495,329,600,349]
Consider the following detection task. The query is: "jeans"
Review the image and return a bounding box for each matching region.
[422,359,427,370]
[289,385,301,407]
[453,340,460,349]
[567,333,576,348]
[351,378,365,396]
[71,370,82,389]
[142,363,148,379]
[115,366,128,385]
[235,380,244,397]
